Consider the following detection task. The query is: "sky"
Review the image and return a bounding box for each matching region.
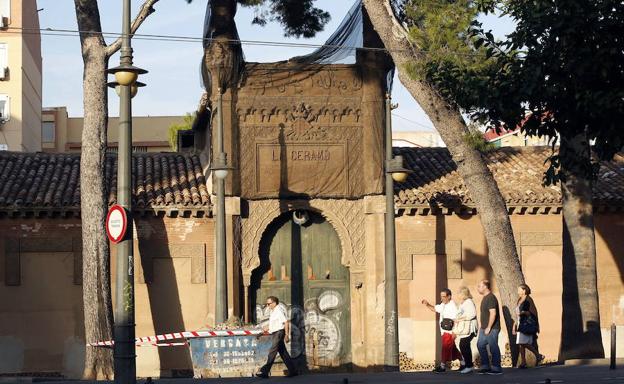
[37,1,513,132]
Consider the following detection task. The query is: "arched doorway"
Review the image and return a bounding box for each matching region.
[251,209,351,370]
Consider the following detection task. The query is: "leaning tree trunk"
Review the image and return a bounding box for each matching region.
[559,134,604,360]
[75,22,114,382]
[362,0,525,337]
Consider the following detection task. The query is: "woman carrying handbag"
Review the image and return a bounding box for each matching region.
[453,286,478,374]
[512,284,545,368]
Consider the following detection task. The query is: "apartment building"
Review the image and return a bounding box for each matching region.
[0,0,42,152]
[42,106,185,153]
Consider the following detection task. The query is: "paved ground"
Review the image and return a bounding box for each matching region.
[4,364,623,384]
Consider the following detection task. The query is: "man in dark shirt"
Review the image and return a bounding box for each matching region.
[476,279,502,375]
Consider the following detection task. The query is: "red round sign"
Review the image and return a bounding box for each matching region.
[106,205,128,243]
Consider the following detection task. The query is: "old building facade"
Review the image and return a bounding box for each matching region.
[1,2,623,379]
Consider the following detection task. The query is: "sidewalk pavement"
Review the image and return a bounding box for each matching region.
[2,364,623,384]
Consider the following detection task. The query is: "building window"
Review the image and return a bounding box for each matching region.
[42,121,55,143]
[0,43,7,79]
[0,0,9,26]
[0,94,8,122]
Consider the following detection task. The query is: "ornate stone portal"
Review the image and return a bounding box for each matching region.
[200,6,392,368]
[240,199,366,287]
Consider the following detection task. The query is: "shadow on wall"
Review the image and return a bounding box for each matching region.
[433,214,448,365]
[136,218,193,377]
[595,215,624,285]
[559,217,605,360]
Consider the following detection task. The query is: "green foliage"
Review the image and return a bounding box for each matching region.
[238,0,330,38]
[399,0,624,183]
[469,0,624,182]
[399,0,495,107]
[463,130,495,154]
[168,113,195,151]
[187,0,330,38]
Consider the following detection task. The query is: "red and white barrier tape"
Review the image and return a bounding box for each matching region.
[137,342,188,347]
[87,329,265,347]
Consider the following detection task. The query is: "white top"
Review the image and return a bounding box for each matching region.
[435,301,458,334]
[456,298,478,338]
[268,304,289,334]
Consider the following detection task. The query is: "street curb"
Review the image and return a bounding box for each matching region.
[564,357,624,366]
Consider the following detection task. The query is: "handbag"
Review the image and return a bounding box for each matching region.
[518,315,538,335]
[440,318,454,331]
[453,317,475,336]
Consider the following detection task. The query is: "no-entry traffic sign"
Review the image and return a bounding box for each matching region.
[106,205,128,243]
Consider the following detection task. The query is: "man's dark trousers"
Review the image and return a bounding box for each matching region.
[259,329,297,375]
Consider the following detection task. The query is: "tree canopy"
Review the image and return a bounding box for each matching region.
[188,0,330,38]
[400,0,624,181]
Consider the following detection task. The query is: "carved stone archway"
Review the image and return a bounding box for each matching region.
[241,198,365,289]
[240,198,365,321]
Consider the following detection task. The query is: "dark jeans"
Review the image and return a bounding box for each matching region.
[458,333,475,368]
[477,328,501,371]
[259,329,297,375]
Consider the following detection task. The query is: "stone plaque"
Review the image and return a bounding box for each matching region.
[256,143,348,196]
[134,242,206,284]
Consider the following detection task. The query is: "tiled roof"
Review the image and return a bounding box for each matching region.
[483,127,519,142]
[395,146,624,210]
[0,152,210,212]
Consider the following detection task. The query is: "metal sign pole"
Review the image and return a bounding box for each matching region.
[114,0,136,382]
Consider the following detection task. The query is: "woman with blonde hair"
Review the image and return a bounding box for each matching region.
[453,286,478,374]
[513,284,544,368]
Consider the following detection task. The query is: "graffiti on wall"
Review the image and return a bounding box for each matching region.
[256,290,344,367]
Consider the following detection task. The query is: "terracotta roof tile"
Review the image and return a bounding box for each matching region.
[0,152,210,210]
[395,146,624,208]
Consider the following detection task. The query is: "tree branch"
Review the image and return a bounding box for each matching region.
[106,0,160,58]
[363,0,421,59]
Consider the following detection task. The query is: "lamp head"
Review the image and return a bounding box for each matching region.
[210,157,234,180]
[391,172,409,183]
[386,155,412,183]
[106,64,147,86]
[213,168,228,180]
[107,81,146,98]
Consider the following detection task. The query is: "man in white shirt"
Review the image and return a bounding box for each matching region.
[256,296,298,378]
[422,288,464,372]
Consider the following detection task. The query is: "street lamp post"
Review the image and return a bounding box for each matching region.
[211,89,230,325]
[106,1,146,383]
[384,93,411,371]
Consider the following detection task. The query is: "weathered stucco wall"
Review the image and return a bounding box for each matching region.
[0,209,622,375]
[0,216,216,378]
[392,212,624,365]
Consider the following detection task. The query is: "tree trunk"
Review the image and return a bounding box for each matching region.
[75,1,114,378]
[559,134,604,360]
[362,0,524,339]
[79,46,114,380]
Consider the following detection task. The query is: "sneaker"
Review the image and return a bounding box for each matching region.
[460,367,473,374]
[459,363,466,371]
[537,354,545,365]
[286,371,298,378]
[477,368,490,375]
[255,372,269,379]
[487,369,503,375]
[517,364,527,369]
[432,366,446,373]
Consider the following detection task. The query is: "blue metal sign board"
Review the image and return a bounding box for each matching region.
[189,334,273,378]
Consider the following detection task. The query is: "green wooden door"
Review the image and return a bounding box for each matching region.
[252,210,351,370]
